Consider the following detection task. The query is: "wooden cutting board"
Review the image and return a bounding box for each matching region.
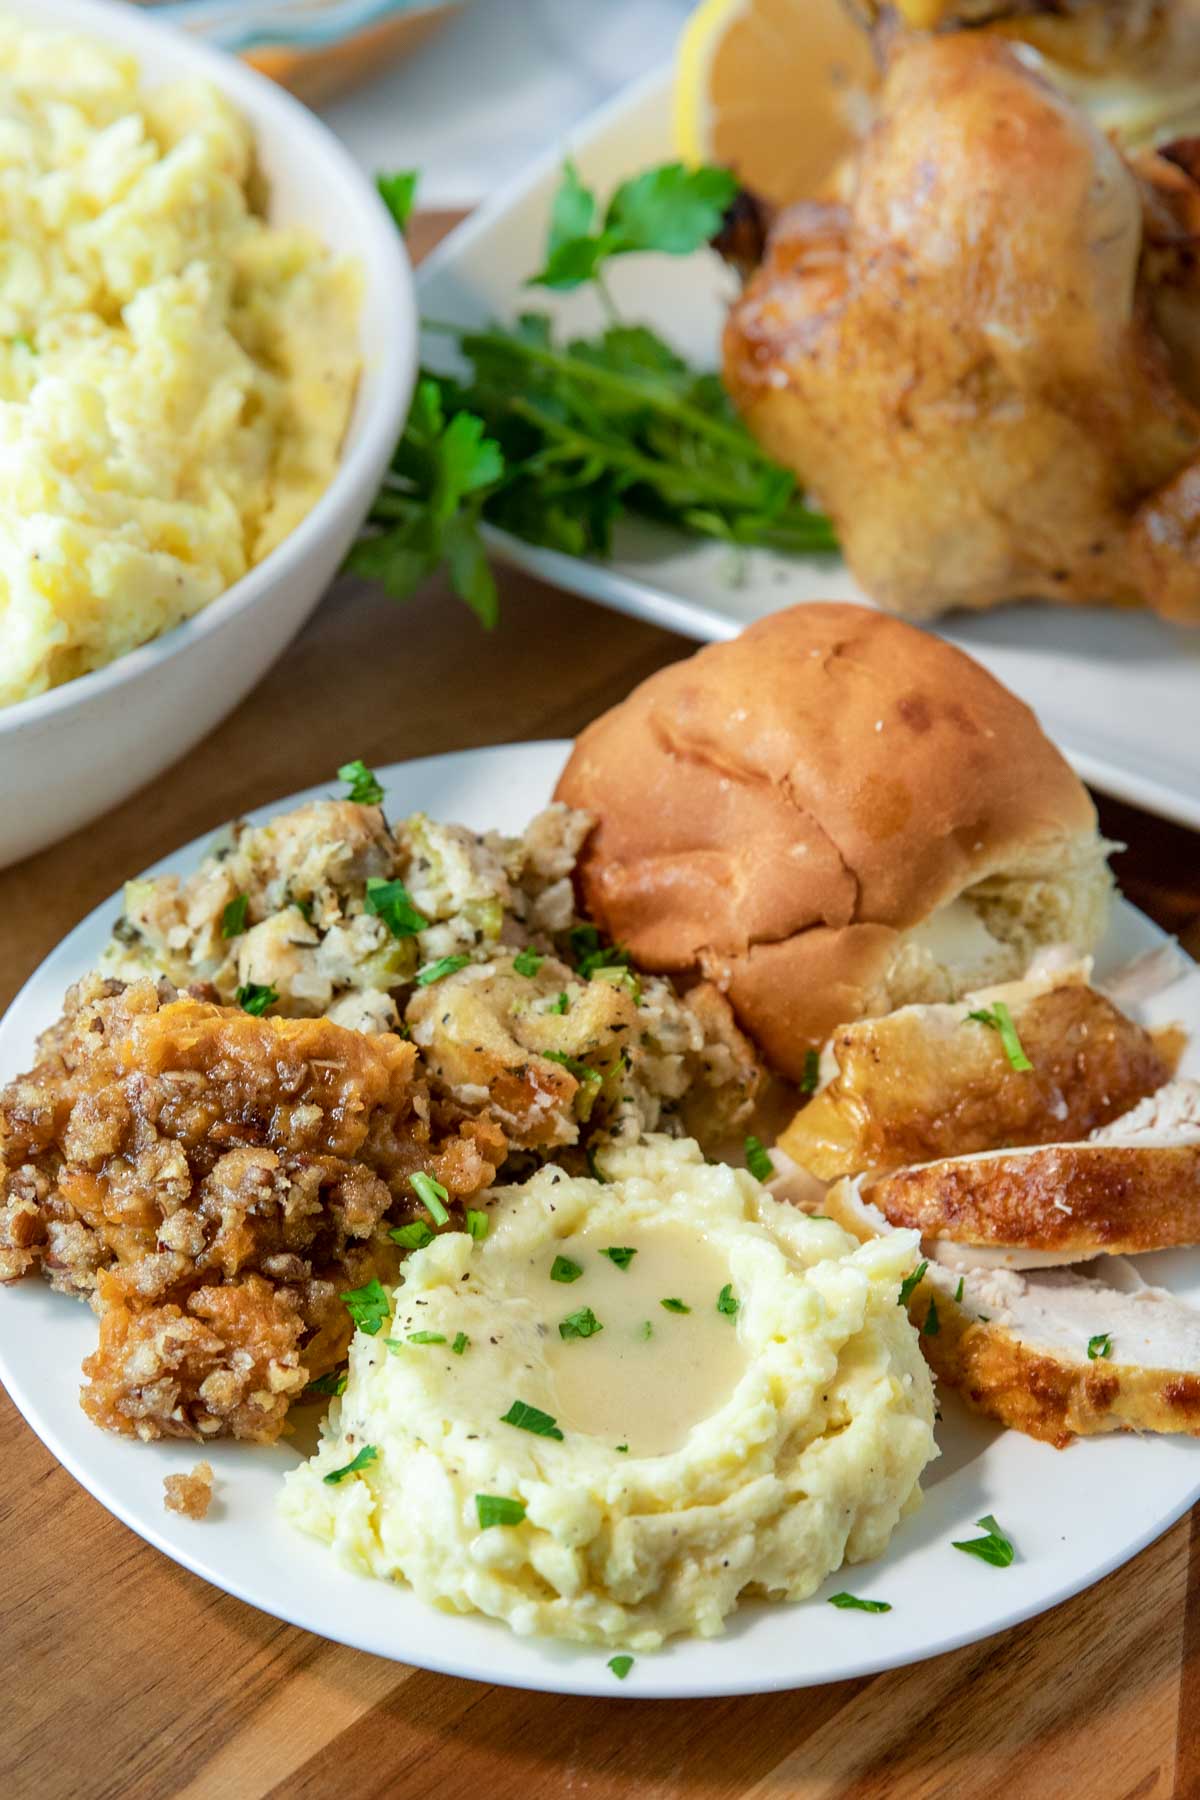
[1,213,1198,1800]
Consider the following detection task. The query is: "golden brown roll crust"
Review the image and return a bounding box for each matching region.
[780,976,1171,1178]
[869,1141,1200,1254]
[555,604,1103,1076]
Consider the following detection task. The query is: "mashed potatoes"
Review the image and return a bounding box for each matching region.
[280,1137,936,1650]
[0,20,360,709]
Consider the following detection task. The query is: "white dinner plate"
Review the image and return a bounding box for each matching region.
[2,740,1199,1699]
[417,70,1200,833]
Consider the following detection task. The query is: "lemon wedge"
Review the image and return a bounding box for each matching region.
[674,0,880,206]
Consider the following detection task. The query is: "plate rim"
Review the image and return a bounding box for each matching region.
[2,737,1200,1700]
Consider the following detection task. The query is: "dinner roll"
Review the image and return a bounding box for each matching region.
[554,604,1111,1080]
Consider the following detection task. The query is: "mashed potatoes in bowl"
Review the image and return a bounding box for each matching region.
[0,18,360,709]
[281,1138,937,1651]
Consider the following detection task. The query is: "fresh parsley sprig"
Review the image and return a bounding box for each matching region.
[559,1306,604,1341]
[221,893,249,938]
[377,169,419,232]
[411,1171,450,1226]
[235,982,277,1016]
[324,1444,378,1485]
[501,1399,564,1440]
[528,159,739,299]
[898,1261,928,1307]
[350,163,837,624]
[476,1493,526,1529]
[952,1514,1015,1568]
[364,876,428,940]
[744,1135,773,1183]
[338,759,385,806]
[347,377,504,627]
[341,1278,390,1336]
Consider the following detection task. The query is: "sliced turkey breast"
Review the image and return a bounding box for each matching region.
[826,1178,1200,1445]
[863,1079,1200,1261]
[778,964,1170,1182]
[1089,1077,1200,1144]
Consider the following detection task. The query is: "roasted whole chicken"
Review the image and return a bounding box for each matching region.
[723,29,1200,622]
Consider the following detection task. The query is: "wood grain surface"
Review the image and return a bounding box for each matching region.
[2,214,1199,1800]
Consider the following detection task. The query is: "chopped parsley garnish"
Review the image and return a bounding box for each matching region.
[364,876,428,939]
[410,1171,450,1226]
[235,982,277,1016]
[323,1444,378,1485]
[607,1654,635,1681]
[586,1148,608,1184]
[799,1048,821,1096]
[500,1399,564,1439]
[1087,1332,1113,1361]
[955,1277,965,1303]
[559,1306,604,1341]
[567,924,633,980]
[898,1262,928,1307]
[952,1514,1015,1567]
[616,1444,629,1453]
[295,897,315,924]
[305,1368,347,1398]
[377,169,418,232]
[593,965,642,1002]
[341,1278,390,1336]
[551,1254,583,1283]
[542,1049,602,1085]
[390,1220,435,1251]
[416,954,470,986]
[638,1320,653,1340]
[660,1297,690,1314]
[452,1331,470,1355]
[828,1592,892,1613]
[221,894,249,938]
[547,992,570,1014]
[922,1297,941,1337]
[407,1331,446,1346]
[601,1246,636,1270]
[475,1493,526,1529]
[465,1209,489,1241]
[744,1135,773,1183]
[716,1284,739,1319]
[513,947,544,977]
[966,1002,1033,1073]
[337,759,385,806]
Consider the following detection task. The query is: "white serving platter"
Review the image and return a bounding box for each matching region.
[417,70,1200,832]
[1,740,1198,1699]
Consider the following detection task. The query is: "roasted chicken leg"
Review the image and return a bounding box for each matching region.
[724,31,1200,623]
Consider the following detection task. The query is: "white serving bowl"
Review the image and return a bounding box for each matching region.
[0,0,416,868]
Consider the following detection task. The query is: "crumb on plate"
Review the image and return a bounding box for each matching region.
[164,1461,214,1520]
